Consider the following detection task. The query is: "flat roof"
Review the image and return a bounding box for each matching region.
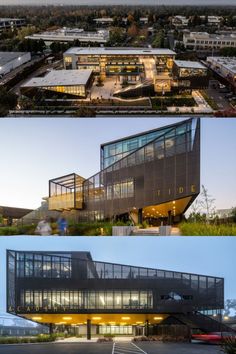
[207,56,236,74]
[0,52,29,66]
[22,69,92,88]
[174,60,206,69]
[65,47,176,56]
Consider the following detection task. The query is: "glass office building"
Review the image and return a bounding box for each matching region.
[7,250,228,338]
[48,118,200,224]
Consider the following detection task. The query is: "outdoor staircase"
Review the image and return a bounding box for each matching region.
[174,312,235,333]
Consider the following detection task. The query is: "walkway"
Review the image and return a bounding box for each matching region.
[113,341,147,354]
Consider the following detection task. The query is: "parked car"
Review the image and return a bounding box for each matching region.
[192,332,236,344]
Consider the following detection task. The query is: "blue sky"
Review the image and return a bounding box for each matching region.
[0,236,235,314]
[0,117,236,210]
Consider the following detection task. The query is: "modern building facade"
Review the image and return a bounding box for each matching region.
[48,118,200,224]
[183,32,236,51]
[26,28,110,45]
[21,69,93,98]
[7,250,228,338]
[0,52,31,77]
[172,60,209,90]
[63,47,176,85]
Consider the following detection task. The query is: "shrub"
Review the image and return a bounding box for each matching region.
[179,222,236,236]
[221,337,236,354]
[97,336,113,342]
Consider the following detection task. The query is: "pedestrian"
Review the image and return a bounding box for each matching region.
[35,218,52,236]
[57,217,68,236]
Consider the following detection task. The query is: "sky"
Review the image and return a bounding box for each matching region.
[0,0,235,5]
[0,236,235,314]
[0,117,236,211]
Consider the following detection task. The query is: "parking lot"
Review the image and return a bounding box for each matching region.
[0,341,222,354]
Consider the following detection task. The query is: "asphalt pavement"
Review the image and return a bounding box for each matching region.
[0,341,222,354]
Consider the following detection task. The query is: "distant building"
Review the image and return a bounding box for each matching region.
[200,16,223,26]
[139,17,149,25]
[93,18,114,26]
[172,16,189,28]
[183,32,236,51]
[26,28,110,45]
[21,69,93,98]
[0,18,26,31]
[0,52,31,77]
[207,57,236,90]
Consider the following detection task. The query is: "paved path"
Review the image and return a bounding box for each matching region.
[113,341,147,354]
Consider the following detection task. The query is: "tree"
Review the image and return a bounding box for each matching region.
[127,23,139,38]
[200,185,216,221]
[0,88,18,116]
[230,207,236,223]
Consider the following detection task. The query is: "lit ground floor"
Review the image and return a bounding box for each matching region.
[0,341,222,354]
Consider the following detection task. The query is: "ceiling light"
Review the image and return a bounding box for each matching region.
[92,317,102,320]
[32,317,42,321]
[63,317,72,320]
[122,317,130,320]
[154,316,163,320]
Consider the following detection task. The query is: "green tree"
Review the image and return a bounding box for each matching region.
[0,88,18,116]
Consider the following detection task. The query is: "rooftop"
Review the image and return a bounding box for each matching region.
[185,31,236,40]
[174,59,206,69]
[207,56,236,74]
[0,52,29,66]
[22,69,93,88]
[65,47,176,56]
[27,28,109,41]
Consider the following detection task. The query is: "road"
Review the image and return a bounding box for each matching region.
[0,341,221,354]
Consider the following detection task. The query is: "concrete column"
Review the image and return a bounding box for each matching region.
[49,323,53,335]
[145,320,149,337]
[167,210,172,225]
[138,208,143,224]
[87,319,91,340]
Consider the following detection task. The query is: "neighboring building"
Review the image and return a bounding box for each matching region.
[63,47,176,86]
[172,60,209,90]
[206,57,236,91]
[7,250,230,338]
[0,313,48,336]
[172,16,189,28]
[0,18,26,31]
[200,16,223,26]
[139,17,149,25]
[0,206,33,226]
[26,28,110,45]
[93,18,114,25]
[47,118,200,224]
[183,32,236,51]
[21,69,93,98]
[0,52,31,77]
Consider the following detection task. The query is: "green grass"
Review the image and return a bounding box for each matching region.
[179,222,236,236]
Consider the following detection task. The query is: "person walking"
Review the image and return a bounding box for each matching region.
[57,217,68,236]
[35,218,52,236]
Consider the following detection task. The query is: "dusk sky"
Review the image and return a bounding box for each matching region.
[0,0,235,5]
[0,117,236,211]
[0,236,236,314]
